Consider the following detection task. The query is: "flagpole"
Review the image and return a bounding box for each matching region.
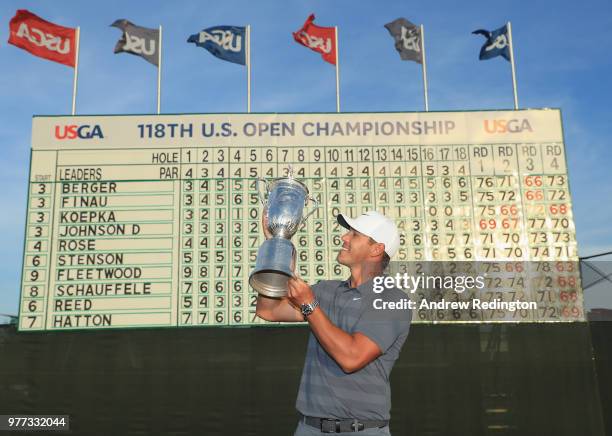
[334,26,340,113]
[157,25,162,114]
[247,25,251,113]
[420,24,429,112]
[71,27,80,115]
[507,21,518,110]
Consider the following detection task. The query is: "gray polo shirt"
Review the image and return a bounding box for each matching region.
[295,277,412,421]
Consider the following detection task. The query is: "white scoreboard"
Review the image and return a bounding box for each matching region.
[19,110,583,330]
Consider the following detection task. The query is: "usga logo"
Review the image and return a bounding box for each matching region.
[16,22,71,54]
[123,31,156,56]
[54,125,104,140]
[484,118,533,134]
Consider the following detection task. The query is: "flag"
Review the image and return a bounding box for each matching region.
[384,18,422,64]
[292,14,336,65]
[111,19,159,66]
[187,26,246,65]
[8,9,76,67]
[472,25,510,61]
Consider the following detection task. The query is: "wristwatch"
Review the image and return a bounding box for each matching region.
[300,299,320,318]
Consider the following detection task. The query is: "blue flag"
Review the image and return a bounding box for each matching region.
[472,25,510,61]
[187,26,246,65]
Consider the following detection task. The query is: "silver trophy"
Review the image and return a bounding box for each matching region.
[249,167,319,297]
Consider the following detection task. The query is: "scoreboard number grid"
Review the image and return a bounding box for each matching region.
[19,111,584,330]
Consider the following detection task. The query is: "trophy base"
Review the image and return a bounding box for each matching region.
[249,238,295,298]
[250,271,292,298]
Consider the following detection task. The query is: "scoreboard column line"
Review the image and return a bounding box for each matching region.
[416,144,427,261]
[536,142,546,260]
[323,145,332,279]
[371,145,377,215]
[43,150,60,330]
[175,147,184,326]
[512,142,531,261]
[226,147,230,326]
[231,147,236,322]
[310,149,327,281]
[509,142,536,320]
[194,150,201,325]
[229,149,234,325]
[219,146,228,326]
[493,142,523,260]
[466,145,480,262]
[196,147,209,325]
[17,152,33,330]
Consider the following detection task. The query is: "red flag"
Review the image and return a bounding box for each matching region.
[292,14,336,65]
[8,9,76,67]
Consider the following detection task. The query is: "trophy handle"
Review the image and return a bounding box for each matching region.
[302,194,320,224]
[255,178,270,206]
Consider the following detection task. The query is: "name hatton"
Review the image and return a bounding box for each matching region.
[374,298,537,312]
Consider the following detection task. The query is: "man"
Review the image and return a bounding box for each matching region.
[256,210,412,435]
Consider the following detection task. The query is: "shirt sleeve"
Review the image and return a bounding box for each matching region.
[353,291,412,353]
[310,281,329,313]
[311,281,323,300]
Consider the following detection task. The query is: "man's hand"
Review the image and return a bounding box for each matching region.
[287,276,316,307]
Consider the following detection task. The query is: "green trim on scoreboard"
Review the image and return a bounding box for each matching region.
[17,150,34,331]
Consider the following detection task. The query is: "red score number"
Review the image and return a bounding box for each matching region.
[479,219,496,230]
[479,218,519,230]
[524,176,543,187]
[555,261,575,272]
[500,205,518,216]
[560,290,578,302]
[524,190,544,201]
[505,262,524,273]
[549,204,568,215]
[561,306,581,318]
[557,276,577,288]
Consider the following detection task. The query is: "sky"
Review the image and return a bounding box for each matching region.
[1,0,611,315]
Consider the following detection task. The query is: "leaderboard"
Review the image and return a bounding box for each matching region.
[19,111,583,330]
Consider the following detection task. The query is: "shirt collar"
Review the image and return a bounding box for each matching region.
[339,277,377,296]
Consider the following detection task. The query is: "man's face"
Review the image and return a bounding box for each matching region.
[337,228,378,267]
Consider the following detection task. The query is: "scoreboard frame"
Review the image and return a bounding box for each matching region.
[18,109,583,331]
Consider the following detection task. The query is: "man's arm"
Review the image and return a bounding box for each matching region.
[255,295,303,322]
[306,308,382,373]
[287,277,382,373]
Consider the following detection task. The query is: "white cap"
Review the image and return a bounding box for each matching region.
[337,211,401,257]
